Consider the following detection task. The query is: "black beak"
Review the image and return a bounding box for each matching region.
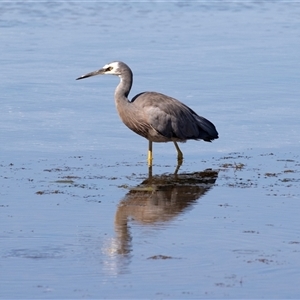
[76,68,106,80]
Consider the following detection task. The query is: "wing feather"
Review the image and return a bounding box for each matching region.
[131,92,218,142]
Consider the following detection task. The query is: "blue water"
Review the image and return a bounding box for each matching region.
[1,1,300,299]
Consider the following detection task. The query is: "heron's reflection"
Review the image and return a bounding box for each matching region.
[114,169,218,256]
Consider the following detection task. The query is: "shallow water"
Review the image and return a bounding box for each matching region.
[1,1,300,299]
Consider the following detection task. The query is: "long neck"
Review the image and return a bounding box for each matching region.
[114,68,134,125]
[114,68,133,102]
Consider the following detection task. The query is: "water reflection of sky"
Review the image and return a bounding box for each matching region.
[1,1,299,155]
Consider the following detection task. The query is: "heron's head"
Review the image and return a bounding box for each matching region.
[76,61,129,80]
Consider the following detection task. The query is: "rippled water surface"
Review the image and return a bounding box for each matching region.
[1,1,300,299]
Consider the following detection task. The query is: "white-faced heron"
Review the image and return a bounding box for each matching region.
[76,61,218,167]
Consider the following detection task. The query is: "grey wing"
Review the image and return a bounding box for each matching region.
[134,92,218,142]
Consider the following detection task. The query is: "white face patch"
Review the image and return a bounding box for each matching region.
[102,61,120,75]
[102,63,110,69]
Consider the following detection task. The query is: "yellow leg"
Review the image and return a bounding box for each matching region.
[173,141,183,161]
[173,142,183,174]
[148,140,153,166]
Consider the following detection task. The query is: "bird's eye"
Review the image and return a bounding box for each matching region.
[106,66,113,71]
